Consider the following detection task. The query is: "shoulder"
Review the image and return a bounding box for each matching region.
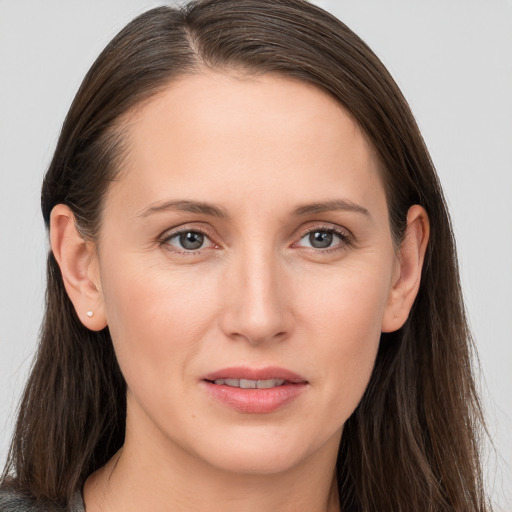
[0,489,84,512]
[0,489,42,511]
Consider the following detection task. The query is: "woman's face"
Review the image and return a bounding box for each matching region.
[93,71,401,474]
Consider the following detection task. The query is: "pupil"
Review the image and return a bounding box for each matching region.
[309,231,332,248]
[180,232,204,250]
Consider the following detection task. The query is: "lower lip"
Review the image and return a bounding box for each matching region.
[203,381,308,413]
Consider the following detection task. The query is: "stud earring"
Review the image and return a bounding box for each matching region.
[86,310,94,317]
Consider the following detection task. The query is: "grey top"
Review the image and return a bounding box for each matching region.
[0,489,85,512]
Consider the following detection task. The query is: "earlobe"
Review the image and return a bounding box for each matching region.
[381,205,430,333]
[50,204,107,331]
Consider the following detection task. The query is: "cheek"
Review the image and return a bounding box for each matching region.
[99,255,217,392]
[297,260,391,340]
[294,263,391,418]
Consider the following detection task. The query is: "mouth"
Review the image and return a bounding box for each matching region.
[203,366,307,386]
[202,367,308,413]
[207,378,287,389]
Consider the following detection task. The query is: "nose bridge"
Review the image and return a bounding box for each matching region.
[221,238,291,344]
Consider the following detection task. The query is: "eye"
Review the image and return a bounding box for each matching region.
[297,228,348,250]
[163,230,215,252]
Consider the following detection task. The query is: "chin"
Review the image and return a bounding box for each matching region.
[203,445,306,476]
[185,423,338,476]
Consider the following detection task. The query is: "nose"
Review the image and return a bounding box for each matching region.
[218,244,293,345]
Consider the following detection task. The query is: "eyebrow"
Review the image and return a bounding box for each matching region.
[137,200,227,218]
[293,199,371,218]
[137,198,370,219]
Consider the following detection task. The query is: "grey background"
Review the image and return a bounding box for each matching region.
[1,0,511,508]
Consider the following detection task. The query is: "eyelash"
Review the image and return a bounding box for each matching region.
[158,224,353,255]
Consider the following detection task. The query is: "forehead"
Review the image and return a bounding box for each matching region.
[107,71,385,218]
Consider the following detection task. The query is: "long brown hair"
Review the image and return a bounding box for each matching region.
[2,1,489,510]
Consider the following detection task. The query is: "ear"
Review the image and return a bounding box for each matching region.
[381,205,430,333]
[50,204,107,331]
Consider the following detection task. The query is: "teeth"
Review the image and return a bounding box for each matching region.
[240,379,257,389]
[257,379,286,389]
[213,378,286,389]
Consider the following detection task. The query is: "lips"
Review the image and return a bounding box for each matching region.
[202,366,308,414]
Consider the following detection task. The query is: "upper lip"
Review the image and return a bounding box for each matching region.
[203,366,308,384]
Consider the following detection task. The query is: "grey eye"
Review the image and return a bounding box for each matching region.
[297,229,345,250]
[309,231,333,248]
[179,232,204,250]
[166,231,214,251]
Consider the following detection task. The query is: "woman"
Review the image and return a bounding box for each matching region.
[0,0,489,510]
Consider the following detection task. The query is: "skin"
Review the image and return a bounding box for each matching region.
[51,71,429,512]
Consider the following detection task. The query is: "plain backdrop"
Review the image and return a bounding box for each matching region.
[0,0,511,509]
